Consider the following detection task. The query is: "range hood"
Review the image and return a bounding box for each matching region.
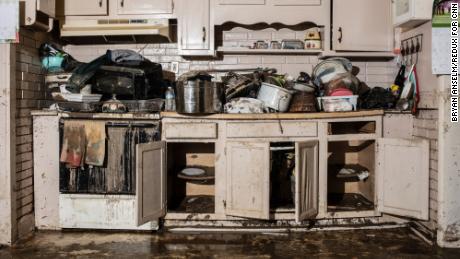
[60,18,171,43]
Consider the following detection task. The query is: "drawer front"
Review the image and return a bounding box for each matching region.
[226,121,317,138]
[164,122,217,139]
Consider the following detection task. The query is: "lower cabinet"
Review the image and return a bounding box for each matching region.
[50,116,431,230]
[225,141,319,222]
[324,137,429,220]
[136,141,167,225]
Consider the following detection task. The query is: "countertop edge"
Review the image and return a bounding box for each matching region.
[160,110,385,120]
[31,110,386,120]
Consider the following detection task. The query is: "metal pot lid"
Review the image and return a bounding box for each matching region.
[178,70,213,82]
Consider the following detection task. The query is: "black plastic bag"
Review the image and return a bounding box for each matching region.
[361,87,396,109]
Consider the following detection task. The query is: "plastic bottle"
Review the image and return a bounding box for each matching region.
[165,86,176,112]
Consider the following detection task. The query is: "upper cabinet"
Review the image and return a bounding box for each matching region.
[60,0,174,17]
[273,0,321,6]
[213,0,328,25]
[332,0,393,52]
[219,0,265,4]
[37,0,56,17]
[392,0,433,28]
[178,0,214,56]
[22,0,55,31]
[218,0,321,6]
[63,0,108,16]
[117,0,173,15]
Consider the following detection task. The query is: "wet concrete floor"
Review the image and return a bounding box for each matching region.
[1,227,460,258]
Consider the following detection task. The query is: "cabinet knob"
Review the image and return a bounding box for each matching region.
[121,0,124,7]
[338,27,343,44]
[202,27,207,43]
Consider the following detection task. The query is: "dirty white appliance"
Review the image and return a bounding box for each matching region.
[59,19,171,41]
[32,114,163,231]
[392,0,433,28]
[57,119,162,230]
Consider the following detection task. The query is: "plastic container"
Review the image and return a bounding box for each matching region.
[165,86,176,112]
[317,95,358,112]
[41,56,64,72]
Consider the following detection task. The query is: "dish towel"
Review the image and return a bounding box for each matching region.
[60,120,86,168]
[84,120,106,166]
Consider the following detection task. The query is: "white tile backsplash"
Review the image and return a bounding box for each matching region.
[64,28,397,86]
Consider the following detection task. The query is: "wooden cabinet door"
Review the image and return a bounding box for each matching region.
[179,0,210,50]
[332,0,393,51]
[376,138,429,220]
[37,0,56,17]
[295,141,319,222]
[117,0,173,15]
[136,141,166,226]
[225,142,270,219]
[219,0,265,4]
[64,0,108,16]
[273,0,321,6]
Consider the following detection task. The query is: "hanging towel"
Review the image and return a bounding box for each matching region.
[60,120,86,168]
[84,121,106,166]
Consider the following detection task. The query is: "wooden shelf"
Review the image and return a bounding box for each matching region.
[216,47,395,59]
[217,47,322,55]
[319,51,396,59]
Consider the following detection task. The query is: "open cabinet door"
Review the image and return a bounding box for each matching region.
[377,138,429,220]
[226,142,270,220]
[136,141,166,226]
[295,141,319,222]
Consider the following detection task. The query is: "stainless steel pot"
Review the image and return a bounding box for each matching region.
[176,79,223,114]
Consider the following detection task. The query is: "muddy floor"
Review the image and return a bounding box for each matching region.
[1,228,460,258]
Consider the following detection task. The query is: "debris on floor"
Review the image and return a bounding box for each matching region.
[1,228,460,258]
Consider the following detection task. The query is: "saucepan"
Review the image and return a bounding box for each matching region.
[257,82,295,112]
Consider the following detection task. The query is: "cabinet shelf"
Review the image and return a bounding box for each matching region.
[320,51,395,60]
[217,47,322,55]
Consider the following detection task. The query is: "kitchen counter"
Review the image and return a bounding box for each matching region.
[31,110,384,120]
[160,110,384,120]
